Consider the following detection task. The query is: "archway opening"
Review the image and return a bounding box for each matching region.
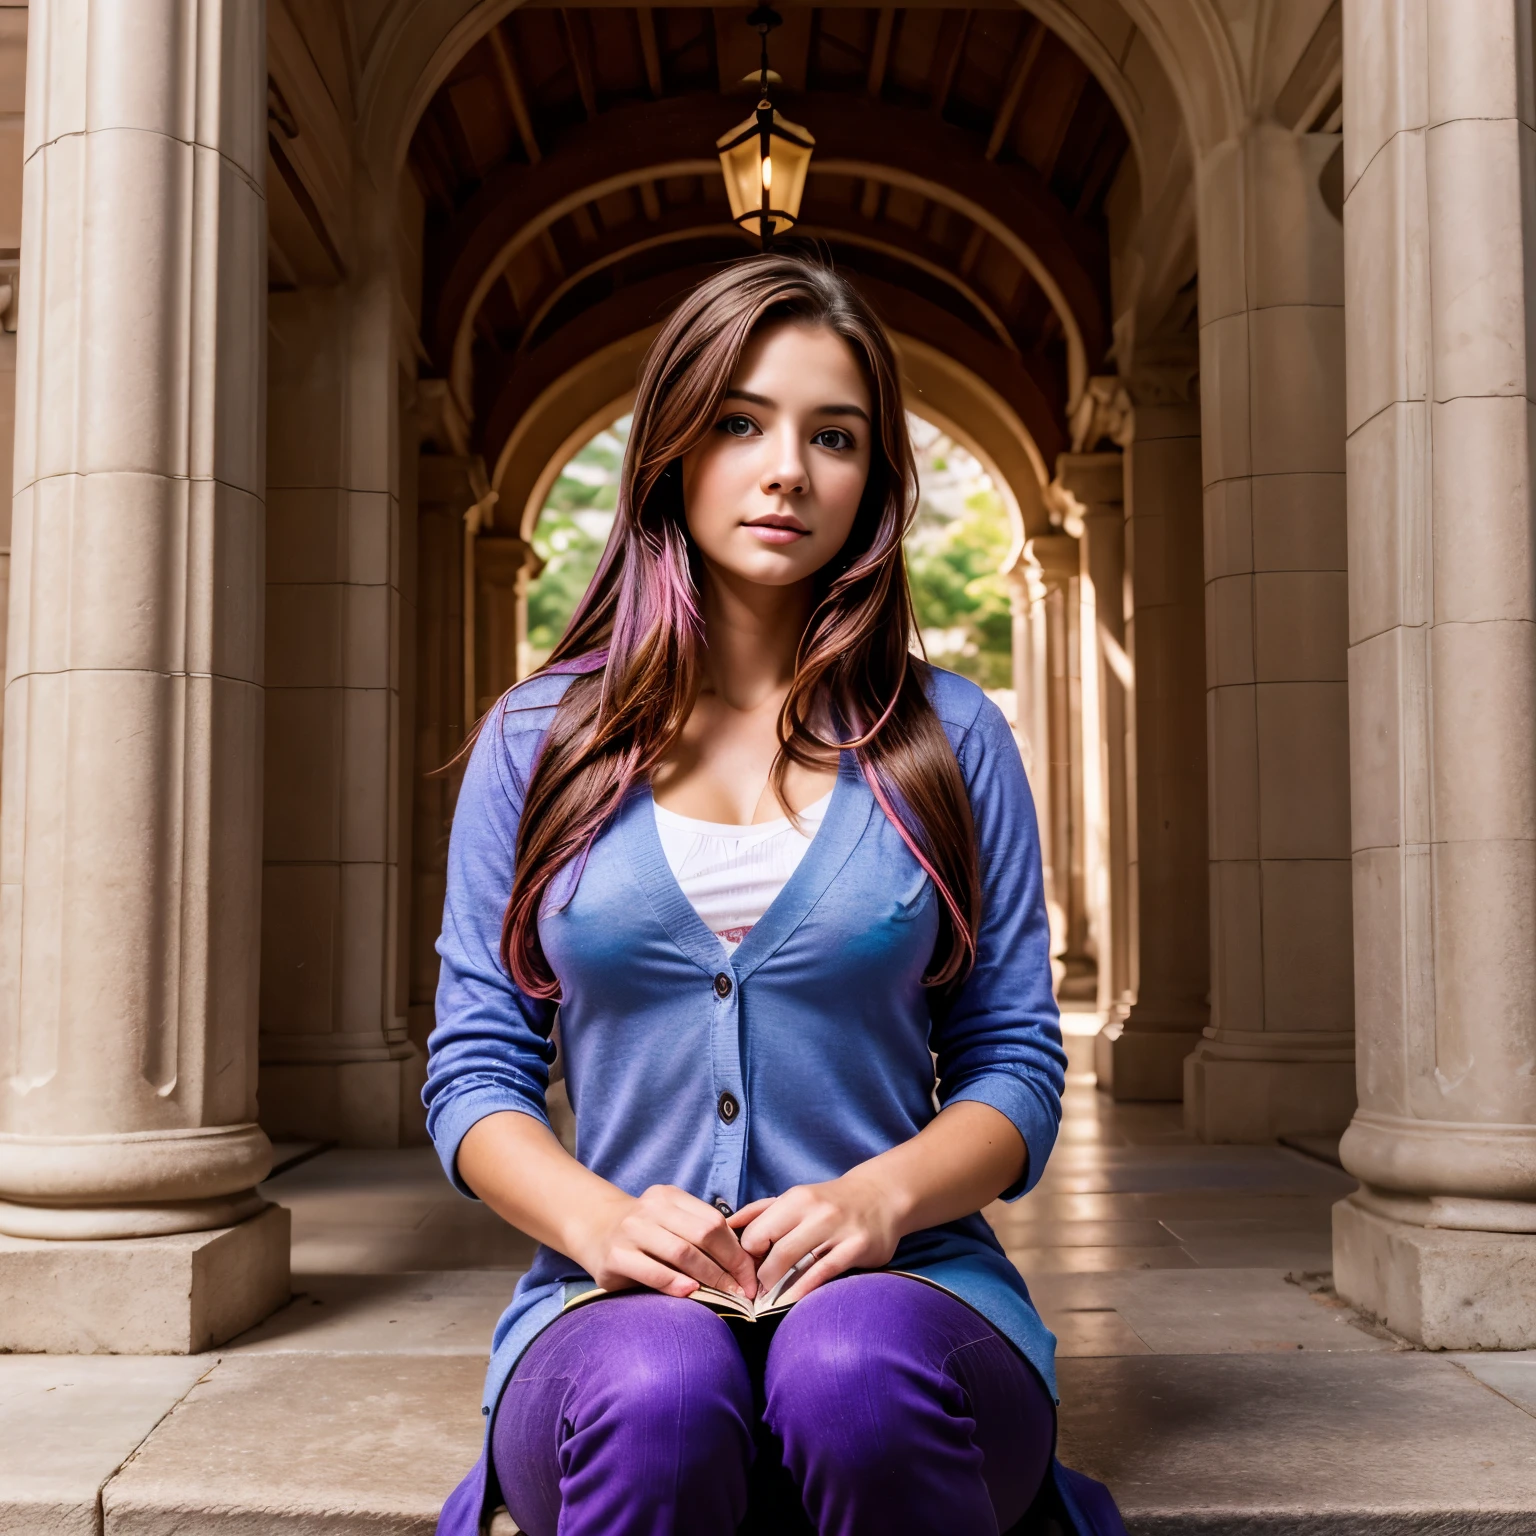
[526,414,630,673]
[904,417,1014,696]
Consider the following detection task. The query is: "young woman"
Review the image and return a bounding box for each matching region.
[426,255,1124,1536]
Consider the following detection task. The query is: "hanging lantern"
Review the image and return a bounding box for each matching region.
[716,7,815,246]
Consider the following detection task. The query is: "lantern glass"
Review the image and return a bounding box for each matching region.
[716,107,815,235]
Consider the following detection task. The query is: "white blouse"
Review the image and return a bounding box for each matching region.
[653,791,835,952]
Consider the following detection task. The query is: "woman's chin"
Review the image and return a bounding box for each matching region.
[707,549,826,590]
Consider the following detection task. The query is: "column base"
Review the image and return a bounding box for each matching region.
[259,1051,429,1149]
[0,1203,290,1354]
[1057,955,1097,1003]
[1183,1036,1355,1142]
[1094,1018,1203,1102]
[1333,1193,1536,1349]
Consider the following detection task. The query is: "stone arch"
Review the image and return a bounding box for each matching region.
[492,328,652,541]
[359,0,1243,191]
[475,260,1067,528]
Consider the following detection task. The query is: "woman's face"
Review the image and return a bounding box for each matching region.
[679,320,874,590]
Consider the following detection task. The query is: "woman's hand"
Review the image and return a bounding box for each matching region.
[569,1183,761,1301]
[726,1102,1028,1306]
[729,1169,905,1305]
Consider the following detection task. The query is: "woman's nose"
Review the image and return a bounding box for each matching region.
[761,430,808,495]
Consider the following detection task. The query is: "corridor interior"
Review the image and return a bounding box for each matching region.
[8,1020,1530,1531]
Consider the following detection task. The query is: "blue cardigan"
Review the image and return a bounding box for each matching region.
[425,663,1109,1531]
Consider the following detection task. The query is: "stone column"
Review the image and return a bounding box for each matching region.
[409,454,475,1049]
[1101,384,1211,1100]
[0,0,288,1351]
[1008,555,1061,979]
[0,10,23,791]
[1334,0,1536,1349]
[1183,122,1356,1142]
[1009,562,1050,860]
[475,534,541,707]
[1031,533,1090,998]
[258,277,424,1149]
[1062,455,1134,1035]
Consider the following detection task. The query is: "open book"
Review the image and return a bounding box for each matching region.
[562,1250,814,1323]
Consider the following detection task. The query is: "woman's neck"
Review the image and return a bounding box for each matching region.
[698,564,813,709]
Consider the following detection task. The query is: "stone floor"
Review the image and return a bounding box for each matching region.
[5,1025,1536,1533]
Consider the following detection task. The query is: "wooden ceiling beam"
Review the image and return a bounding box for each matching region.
[499,191,1025,360]
[541,228,566,280]
[422,110,467,197]
[793,219,1018,351]
[511,197,1023,358]
[518,210,745,343]
[429,93,1109,376]
[560,8,599,120]
[1073,125,1124,215]
[931,9,971,116]
[487,22,541,165]
[636,6,664,97]
[1038,74,1090,185]
[986,20,1047,161]
[866,9,895,97]
[959,223,986,277]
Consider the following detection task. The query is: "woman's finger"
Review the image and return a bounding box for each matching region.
[609,1248,699,1299]
[726,1198,774,1231]
[737,1192,810,1259]
[638,1226,745,1296]
[661,1195,760,1297]
[753,1215,834,1293]
[776,1241,853,1306]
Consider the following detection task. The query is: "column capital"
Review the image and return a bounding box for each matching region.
[1126,337,1199,409]
[1068,375,1134,452]
[1053,452,1124,513]
[1026,532,1079,591]
[417,452,481,507]
[477,534,545,582]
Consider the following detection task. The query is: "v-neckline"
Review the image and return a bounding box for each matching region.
[619,749,874,983]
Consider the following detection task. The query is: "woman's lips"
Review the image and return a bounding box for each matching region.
[744,518,809,544]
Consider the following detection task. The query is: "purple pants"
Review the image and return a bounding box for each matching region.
[490,1272,1055,1536]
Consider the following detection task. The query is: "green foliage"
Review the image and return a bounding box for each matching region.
[903,429,1015,689]
[525,418,628,665]
[524,413,1015,689]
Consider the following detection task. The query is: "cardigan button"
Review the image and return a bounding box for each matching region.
[713,972,733,999]
[718,1091,740,1124]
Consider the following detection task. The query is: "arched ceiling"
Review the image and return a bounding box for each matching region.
[406,3,1131,527]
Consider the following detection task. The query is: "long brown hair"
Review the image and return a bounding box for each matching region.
[502,254,980,999]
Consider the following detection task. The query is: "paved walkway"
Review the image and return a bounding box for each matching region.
[5,1028,1536,1532]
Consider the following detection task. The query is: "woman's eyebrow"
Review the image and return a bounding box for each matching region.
[723,388,870,423]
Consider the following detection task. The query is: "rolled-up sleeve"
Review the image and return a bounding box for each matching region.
[424,701,559,1196]
[933,695,1066,1200]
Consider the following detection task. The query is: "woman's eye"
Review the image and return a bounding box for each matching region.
[719,415,757,437]
[813,428,855,451]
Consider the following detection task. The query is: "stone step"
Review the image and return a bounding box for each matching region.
[5,1263,1535,1534]
[1057,1351,1536,1535]
[5,1336,1535,1533]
